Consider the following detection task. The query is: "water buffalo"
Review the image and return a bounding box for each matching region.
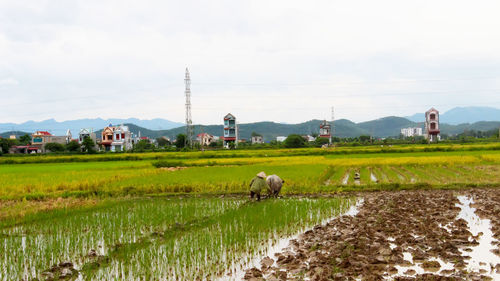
[266,175,285,198]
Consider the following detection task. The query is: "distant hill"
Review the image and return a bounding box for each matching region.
[440,121,500,136]
[3,115,499,142]
[0,118,184,136]
[0,131,31,139]
[101,119,499,141]
[406,106,500,125]
[358,116,421,137]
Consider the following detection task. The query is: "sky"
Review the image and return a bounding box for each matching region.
[1,0,500,125]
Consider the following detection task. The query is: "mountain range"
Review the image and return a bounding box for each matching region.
[0,118,183,137]
[89,118,498,142]
[1,107,499,140]
[406,106,500,125]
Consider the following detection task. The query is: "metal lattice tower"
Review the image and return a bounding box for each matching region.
[331,106,335,143]
[185,68,193,148]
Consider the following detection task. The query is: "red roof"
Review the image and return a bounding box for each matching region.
[12,146,39,150]
[36,131,52,136]
[197,133,212,137]
[140,137,148,140]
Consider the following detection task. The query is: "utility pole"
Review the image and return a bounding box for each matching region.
[184,68,193,148]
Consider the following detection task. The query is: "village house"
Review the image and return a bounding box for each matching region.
[9,145,40,154]
[304,135,316,142]
[425,108,440,142]
[197,133,215,146]
[251,135,264,144]
[100,124,133,152]
[31,130,71,152]
[79,128,97,144]
[223,113,237,148]
[319,120,331,139]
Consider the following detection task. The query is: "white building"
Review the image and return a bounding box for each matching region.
[251,135,263,144]
[305,135,316,142]
[400,127,423,137]
[276,136,287,142]
[79,128,97,144]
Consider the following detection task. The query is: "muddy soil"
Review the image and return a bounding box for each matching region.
[244,188,499,281]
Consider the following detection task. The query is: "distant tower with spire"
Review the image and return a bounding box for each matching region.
[185,68,193,148]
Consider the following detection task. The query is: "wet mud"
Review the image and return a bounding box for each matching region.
[244,188,500,280]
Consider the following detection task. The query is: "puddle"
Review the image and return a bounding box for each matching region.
[388,195,500,279]
[220,199,364,280]
[455,196,500,278]
[393,255,455,277]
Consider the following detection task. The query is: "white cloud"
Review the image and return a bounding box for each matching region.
[0,0,499,124]
[0,77,19,86]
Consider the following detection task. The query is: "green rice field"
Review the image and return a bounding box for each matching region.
[0,143,499,280]
[0,197,354,280]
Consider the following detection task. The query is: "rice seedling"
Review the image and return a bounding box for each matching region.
[0,197,355,281]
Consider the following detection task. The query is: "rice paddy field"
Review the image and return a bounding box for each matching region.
[0,142,499,280]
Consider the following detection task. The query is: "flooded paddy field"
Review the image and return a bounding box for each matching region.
[1,145,500,280]
[0,196,355,280]
[244,188,500,280]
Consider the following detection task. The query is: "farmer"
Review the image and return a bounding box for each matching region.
[266,174,285,198]
[249,171,270,201]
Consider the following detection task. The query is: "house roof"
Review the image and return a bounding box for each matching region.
[224,113,236,120]
[12,145,39,149]
[35,131,52,136]
[197,133,213,137]
[426,107,439,113]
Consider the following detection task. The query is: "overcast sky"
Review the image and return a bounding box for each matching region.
[1,0,500,125]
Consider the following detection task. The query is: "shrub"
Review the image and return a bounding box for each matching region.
[284,134,306,148]
[44,143,65,153]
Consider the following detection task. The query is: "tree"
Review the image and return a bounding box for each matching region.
[359,135,371,143]
[44,142,65,152]
[283,134,306,148]
[156,137,170,147]
[82,136,96,153]
[0,138,16,154]
[66,140,81,152]
[174,134,186,149]
[19,134,31,145]
[314,137,330,147]
[134,139,152,152]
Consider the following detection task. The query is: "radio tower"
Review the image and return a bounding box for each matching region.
[185,68,193,148]
[331,106,335,144]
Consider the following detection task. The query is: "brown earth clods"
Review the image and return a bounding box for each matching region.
[244,188,499,281]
